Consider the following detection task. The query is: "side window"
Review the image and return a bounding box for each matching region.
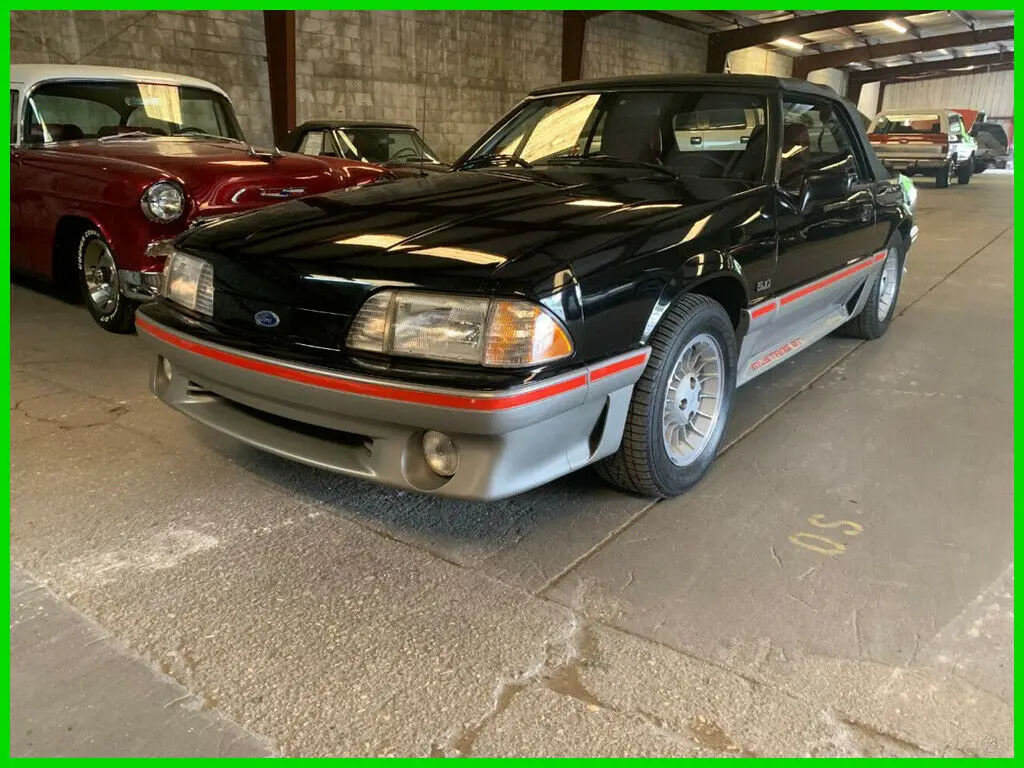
[780,98,862,189]
[949,115,963,139]
[11,90,19,143]
[297,130,325,156]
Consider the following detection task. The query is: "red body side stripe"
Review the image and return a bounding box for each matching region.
[779,256,878,307]
[137,317,646,411]
[589,351,649,382]
[750,301,777,320]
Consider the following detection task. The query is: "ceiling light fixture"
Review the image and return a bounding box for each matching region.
[775,37,804,51]
[883,19,908,34]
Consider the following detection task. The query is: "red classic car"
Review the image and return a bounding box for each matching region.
[10,64,387,332]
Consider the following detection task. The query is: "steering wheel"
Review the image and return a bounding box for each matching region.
[174,127,208,136]
[390,146,420,162]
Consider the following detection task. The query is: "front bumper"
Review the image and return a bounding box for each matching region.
[119,268,163,301]
[136,311,650,500]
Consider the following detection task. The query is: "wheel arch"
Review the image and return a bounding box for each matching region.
[51,212,109,296]
[641,255,750,345]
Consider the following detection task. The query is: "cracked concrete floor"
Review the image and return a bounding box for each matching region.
[10,172,1014,757]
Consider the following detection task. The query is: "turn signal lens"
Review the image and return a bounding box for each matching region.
[345,290,574,368]
[484,300,573,367]
[345,291,392,353]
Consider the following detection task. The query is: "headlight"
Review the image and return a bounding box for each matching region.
[141,181,186,222]
[161,249,214,316]
[346,290,573,367]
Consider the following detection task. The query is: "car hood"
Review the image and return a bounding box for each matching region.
[49,138,351,212]
[179,166,748,295]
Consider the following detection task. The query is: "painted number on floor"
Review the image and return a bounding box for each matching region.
[789,513,864,556]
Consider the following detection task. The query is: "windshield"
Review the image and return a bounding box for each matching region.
[23,80,244,143]
[872,113,943,135]
[461,90,769,181]
[338,127,440,164]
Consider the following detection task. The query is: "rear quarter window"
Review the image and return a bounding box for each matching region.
[873,113,943,135]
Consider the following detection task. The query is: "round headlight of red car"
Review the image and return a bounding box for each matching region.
[140,181,186,222]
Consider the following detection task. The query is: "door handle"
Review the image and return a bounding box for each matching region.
[690,136,702,146]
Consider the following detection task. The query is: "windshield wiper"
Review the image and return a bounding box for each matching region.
[97,131,160,142]
[177,132,281,159]
[457,152,533,170]
[177,132,245,144]
[546,154,679,179]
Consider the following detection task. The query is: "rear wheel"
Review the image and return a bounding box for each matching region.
[596,294,738,498]
[935,160,952,188]
[838,236,904,340]
[77,230,138,334]
[957,157,973,185]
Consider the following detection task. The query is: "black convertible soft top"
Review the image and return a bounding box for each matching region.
[528,73,890,182]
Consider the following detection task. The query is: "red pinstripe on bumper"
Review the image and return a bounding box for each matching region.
[136,316,649,412]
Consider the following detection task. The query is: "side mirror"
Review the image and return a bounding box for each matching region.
[800,170,852,214]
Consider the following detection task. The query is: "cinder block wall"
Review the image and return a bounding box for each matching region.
[12,10,710,161]
[295,11,708,161]
[11,10,275,145]
[582,13,706,80]
[294,11,562,161]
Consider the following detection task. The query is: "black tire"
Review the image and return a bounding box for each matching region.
[973,159,988,174]
[935,161,952,188]
[838,235,905,340]
[77,230,138,334]
[595,294,738,498]
[957,158,973,185]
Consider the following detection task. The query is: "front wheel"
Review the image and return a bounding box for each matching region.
[957,157,973,185]
[596,294,738,498]
[77,230,139,334]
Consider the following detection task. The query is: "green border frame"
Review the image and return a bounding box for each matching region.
[3,4,1018,761]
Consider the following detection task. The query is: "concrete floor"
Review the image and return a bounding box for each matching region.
[10,171,1014,757]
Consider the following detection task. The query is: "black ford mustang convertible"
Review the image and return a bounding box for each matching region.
[139,74,917,500]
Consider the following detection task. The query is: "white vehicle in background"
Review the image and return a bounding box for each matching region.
[867,108,977,188]
[674,107,764,152]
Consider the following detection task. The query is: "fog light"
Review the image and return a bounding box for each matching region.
[161,356,173,381]
[423,431,459,477]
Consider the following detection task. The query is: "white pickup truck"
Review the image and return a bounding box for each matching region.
[867,108,977,188]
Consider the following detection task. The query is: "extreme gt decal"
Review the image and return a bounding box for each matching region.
[750,339,802,372]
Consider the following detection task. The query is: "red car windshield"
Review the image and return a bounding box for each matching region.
[24,80,244,143]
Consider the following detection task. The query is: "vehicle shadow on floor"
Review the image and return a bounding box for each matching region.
[189,335,857,555]
[205,429,645,553]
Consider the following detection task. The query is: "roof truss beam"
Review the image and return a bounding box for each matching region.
[793,25,1015,77]
[706,10,939,72]
[847,51,1013,86]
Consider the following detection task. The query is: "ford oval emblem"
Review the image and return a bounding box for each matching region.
[254,310,280,328]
